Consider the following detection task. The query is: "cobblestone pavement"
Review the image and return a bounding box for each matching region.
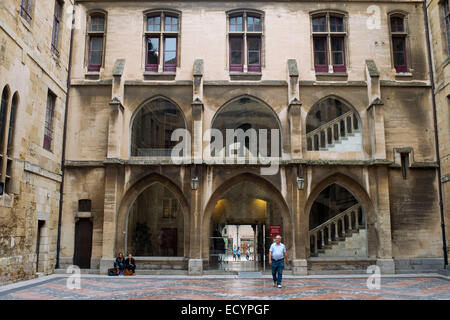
[0,274,449,300]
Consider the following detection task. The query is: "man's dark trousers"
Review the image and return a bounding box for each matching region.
[272,259,284,285]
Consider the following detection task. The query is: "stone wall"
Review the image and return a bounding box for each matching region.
[0,0,73,285]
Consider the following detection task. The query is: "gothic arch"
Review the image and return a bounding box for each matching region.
[115,172,190,257]
[201,172,293,259]
[304,172,376,257]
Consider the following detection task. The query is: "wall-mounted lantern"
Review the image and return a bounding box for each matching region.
[191,177,199,190]
[296,177,305,190]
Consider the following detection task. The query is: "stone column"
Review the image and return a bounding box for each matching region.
[292,164,308,275]
[374,166,395,273]
[99,165,120,273]
[189,60,204,275]
[287,59,302,159]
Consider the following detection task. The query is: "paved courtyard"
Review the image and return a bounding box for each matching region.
[0,274,449,300]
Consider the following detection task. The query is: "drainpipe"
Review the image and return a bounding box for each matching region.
[56,2,76,269]
[423,1,448,269]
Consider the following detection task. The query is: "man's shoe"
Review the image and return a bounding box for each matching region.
[273,282,276,287]
[277,284,282,288]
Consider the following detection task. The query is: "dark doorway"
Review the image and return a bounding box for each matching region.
[36,220,45,272]
[74,218,93,268]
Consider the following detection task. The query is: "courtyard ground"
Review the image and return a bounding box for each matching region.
[0,273,449,300]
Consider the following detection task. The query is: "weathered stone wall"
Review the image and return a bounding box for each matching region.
[427,0,450,261]
[0,0,73,284]
[60,0,444,274]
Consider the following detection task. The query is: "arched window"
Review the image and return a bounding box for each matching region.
[306,97,361,151]
[309,183,366,257]
[131,98,186,157]
[211,97,281,157]
[87,12,106,72]
[389,13,408,73]
[311,12,347,73]
[144,11,180,72]
[127,183,184,256]
[227,10,263,72]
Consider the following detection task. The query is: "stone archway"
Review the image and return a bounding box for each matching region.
[201,173,293,267]
[304,173,376,258]
[115,173,190,258]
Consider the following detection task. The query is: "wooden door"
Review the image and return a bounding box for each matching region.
[73,218,93,268]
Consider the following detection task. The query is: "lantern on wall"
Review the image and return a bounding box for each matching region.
[191,176,199,190]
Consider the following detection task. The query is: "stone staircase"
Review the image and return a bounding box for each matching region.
[307,111,362,152]
[309,204,367,257]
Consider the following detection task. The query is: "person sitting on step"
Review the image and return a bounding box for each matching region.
[124,253,136,275]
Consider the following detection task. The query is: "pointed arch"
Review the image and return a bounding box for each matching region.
[130,96,187,157]
[201,172,293,260]
[115,172,190,257]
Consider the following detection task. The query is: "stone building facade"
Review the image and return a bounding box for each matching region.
[0,0,74,284]
[426,0,450,267]
[56,0,446,275]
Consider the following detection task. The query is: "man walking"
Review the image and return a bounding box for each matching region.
[269,235,289,288]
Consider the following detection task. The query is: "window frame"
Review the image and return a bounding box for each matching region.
[144,10,180,73]
[43,90,56,152]
[227,10,264,73]
[311,12,348,74]
[19,0,33,23]
[51,0,63,56]
[388,13,410,74]
[86,12,107,73]
[443,0,450,55]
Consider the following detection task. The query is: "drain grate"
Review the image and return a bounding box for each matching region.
[238,272,263,279]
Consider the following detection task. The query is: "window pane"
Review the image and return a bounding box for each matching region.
[91,16,104,32]
[248,52,259,65]
[247,38,260,50]
[164,37,177,51]
[147,16,161,32]
[390,17,404,32]
[165,16,178,32]
[231,51,242,65]
[313,37,326,51]
[312,16,327,32]
[91,37,103,51]
[247,16,261,32]
[332,52,343,65]
[90,51,102,65]
[330,16,344,32]
[331,37,343,51]
[230,15,243,32]
[392,37,405,51]
[164,52,176,64]
[394,52,405,66]
[314,52,327,66]
[147,38,159,65]
[230,37,242,51]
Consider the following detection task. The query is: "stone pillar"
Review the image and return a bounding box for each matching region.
[189,61,204,275]
[374,166,395,274]
[192,59,204,165]
[99,165,121,273]
[188,166,203,275]
[287,59,302,159]
[291,164,308,275]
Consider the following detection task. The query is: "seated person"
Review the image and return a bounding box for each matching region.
[124,253,136,275]
[114,252,125,275]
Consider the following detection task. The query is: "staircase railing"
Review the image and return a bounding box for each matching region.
[306,111,359,151]
[309,204,362,256]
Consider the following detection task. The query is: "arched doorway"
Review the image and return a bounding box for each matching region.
[308,183,367,258]
[125,182,185,257]
[203,174,292,272]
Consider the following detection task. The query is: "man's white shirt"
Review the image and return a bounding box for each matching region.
[269,242,286,260]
